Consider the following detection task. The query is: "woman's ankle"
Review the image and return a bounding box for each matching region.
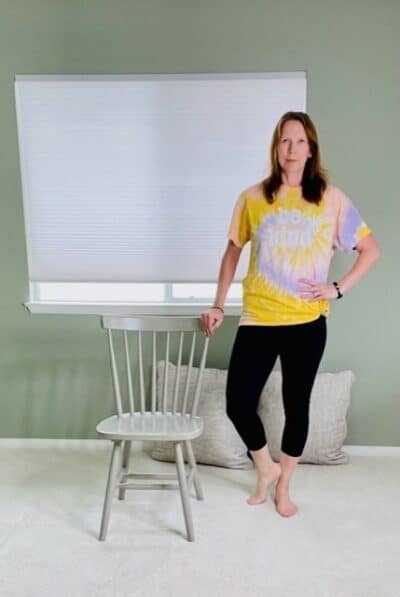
[276,478,290,491]
[248,445,275,469]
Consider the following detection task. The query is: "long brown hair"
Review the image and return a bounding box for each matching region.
[262,111,328,204]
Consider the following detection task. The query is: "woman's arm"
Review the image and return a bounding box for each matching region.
[298,233,381,301]
[201,240,242,336]
[337,233,381,294]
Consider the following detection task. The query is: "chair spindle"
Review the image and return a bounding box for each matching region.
[124,331,135,414]
[151,331,157,413]
[162,332,170,413]
[138,331,145,414]
[172,332,184,414]
[182,332,196,414]
[108,329,123,417]
[191,336,209,417]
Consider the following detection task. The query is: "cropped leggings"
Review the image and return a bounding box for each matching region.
[226,315,327,458]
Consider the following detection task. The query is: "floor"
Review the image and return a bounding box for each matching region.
[0,439,399,597]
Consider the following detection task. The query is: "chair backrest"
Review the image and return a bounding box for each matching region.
[101,316,210,418]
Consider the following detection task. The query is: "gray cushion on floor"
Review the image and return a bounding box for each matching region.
[150,362,354,468]
[257,370,355,464]
[150,361,252,469]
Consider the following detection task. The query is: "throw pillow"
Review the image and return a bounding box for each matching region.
[150,361,252,469]
[257,370,355,464]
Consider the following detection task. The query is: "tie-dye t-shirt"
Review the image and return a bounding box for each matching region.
[228,183,372,326]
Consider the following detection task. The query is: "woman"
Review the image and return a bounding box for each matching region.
[200,111,380,518]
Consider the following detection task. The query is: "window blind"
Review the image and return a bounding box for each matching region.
[15,73,306,284]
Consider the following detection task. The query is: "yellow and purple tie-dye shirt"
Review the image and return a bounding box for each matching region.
[228,183,372,326]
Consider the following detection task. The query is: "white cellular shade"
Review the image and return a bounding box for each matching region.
[15,73,306,284]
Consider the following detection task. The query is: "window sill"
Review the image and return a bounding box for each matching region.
[24,301,242,316]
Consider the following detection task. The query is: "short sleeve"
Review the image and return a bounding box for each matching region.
[227,193,251,248]
[334,189,372,252]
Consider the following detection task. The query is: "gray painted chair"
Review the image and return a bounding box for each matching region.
[96,316,210,542]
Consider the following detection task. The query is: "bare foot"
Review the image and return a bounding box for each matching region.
[247,463,281,505]
[274,483,298,517]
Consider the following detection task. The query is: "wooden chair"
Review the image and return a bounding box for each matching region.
[96,316,209,542]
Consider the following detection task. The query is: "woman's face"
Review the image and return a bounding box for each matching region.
[276,119,311,178]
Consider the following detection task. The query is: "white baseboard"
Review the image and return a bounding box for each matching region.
[343,445,400,455]
[0,438,399,455]
[0,438,128,451]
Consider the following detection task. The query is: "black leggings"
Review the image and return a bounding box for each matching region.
[226,315,327,458]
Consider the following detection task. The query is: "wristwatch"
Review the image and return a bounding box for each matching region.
[332,281,343,299]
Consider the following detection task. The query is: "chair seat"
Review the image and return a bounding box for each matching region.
[96,411,204,441]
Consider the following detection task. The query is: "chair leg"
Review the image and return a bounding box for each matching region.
[99,440,122,541]
[118,440,132,501]
[185,440,204,500]
[175,442,195,542]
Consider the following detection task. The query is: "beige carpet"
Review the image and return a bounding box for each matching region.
[0,439,399,597]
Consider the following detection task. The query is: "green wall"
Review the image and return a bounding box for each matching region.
[0,0,398,444]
